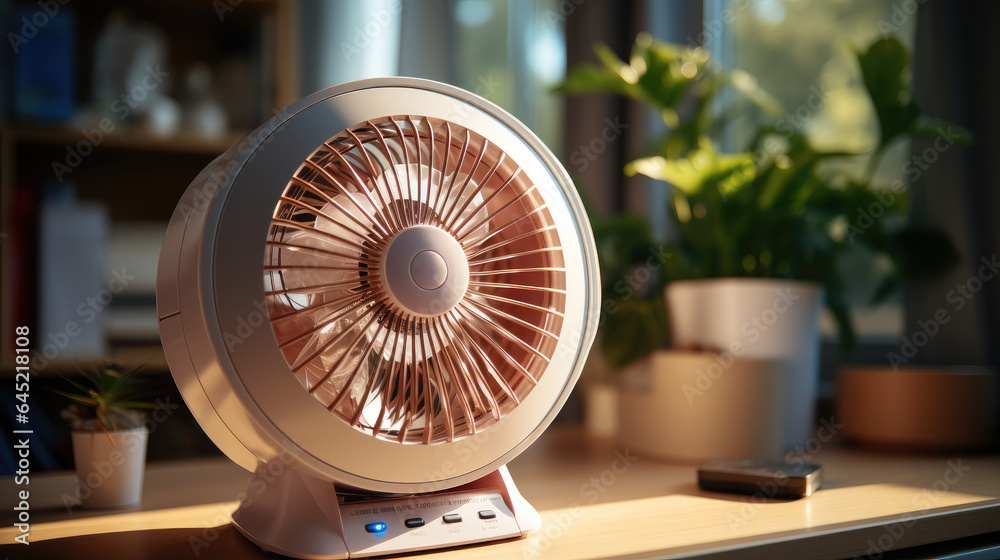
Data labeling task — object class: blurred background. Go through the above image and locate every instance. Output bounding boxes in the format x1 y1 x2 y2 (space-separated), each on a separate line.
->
0 0 997 472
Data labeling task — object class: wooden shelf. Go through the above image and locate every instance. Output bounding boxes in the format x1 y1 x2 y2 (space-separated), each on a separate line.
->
0 0 297 371
0 345 169 377
1 125 248 156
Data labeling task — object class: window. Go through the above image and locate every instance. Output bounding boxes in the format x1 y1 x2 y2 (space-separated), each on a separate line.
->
400 0 566 153
298 1 566 154
708 0 918 339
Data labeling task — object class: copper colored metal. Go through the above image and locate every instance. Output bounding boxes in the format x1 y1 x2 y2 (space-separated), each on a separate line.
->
264 116 567 445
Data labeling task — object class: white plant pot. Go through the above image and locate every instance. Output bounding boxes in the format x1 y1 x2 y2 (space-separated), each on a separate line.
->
71 428 148 508
665 278 822 448
617 351 785 462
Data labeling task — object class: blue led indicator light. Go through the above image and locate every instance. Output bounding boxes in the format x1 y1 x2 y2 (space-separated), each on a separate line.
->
365 522 387 534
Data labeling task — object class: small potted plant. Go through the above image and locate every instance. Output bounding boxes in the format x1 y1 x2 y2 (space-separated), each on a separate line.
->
558 34 967 451
52 363 158 508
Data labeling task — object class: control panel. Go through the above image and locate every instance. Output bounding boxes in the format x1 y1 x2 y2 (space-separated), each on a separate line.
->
340 489 522 557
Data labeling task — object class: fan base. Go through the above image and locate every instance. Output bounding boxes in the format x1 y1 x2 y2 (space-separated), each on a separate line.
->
231 463 540 559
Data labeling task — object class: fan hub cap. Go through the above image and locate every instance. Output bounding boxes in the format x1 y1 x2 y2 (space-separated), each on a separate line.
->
382 225 469 317
410 250 448 290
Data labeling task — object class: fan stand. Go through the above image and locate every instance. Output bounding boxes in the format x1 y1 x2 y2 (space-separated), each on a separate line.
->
231 462 541 559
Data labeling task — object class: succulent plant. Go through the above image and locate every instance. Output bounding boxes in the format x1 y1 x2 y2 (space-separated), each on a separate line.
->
53 363 159 431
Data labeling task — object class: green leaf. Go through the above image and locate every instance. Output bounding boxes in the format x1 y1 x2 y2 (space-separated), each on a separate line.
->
872 274 902 304
555 34 778 149
909 116 973 145
854 36 971 153
626 138 755 195
855 36 919 149
594 43 630 77
728 69 784 118
556 62 634 98
756 154 818 211
48 388 99 406
48 362 159 417
58 370 93 395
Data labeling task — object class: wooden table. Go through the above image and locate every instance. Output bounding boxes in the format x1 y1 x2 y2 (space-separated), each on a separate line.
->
2 426 999 559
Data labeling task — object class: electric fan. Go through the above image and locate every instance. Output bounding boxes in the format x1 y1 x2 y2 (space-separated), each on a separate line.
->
156 77 600 559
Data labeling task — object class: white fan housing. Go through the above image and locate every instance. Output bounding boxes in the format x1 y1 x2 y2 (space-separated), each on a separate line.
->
157 77 600 559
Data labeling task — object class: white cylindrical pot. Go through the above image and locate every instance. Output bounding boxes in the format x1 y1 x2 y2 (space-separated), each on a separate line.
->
665 279 822 448
617 351 785 462
72 428 148 508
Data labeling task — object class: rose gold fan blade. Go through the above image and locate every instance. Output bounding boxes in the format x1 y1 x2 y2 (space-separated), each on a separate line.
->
265 115 566 445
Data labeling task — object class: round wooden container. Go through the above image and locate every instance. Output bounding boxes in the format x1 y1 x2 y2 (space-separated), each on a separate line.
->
837 366 998 452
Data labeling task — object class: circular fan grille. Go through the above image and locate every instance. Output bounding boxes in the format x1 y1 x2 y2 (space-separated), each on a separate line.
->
264 116 567 445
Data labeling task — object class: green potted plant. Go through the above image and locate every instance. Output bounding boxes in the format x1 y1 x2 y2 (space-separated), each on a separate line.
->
52 363 159 508
558 34 967 449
